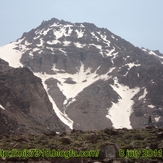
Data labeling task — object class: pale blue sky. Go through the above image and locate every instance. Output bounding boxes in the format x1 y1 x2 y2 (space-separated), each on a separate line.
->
0 0 163 53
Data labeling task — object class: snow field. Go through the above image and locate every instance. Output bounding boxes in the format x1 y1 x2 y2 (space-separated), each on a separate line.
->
34 63 112 129
0 42 23 68
106 77 140 129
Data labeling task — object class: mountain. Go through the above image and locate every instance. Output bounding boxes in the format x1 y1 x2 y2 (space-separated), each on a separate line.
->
0 17 163 132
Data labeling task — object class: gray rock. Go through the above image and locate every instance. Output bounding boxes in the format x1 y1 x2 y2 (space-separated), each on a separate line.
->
99 142 120 159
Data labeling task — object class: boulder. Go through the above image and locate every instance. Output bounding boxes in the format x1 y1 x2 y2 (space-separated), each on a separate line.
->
61 137 71 144
157 131 163 138
99 142 120 159
104 128 118 135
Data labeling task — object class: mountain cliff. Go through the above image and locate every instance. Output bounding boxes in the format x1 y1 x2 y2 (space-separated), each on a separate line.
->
0 58 66 134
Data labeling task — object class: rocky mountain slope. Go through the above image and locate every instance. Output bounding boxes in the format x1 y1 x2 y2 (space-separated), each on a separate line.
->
0 58 66 135
0 17 163 131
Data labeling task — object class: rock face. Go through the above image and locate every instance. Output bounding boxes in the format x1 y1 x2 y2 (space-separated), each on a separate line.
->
0 58 66 134
0 17 163 131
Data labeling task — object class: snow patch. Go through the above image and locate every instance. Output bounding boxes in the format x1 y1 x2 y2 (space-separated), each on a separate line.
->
52 26 73 38
58 48 67 55
148 50 163 60
155 116 160 122
55 62 111 106
67 27 73 35
100 34 110 47
105 48 117 57
111 35 115 39
108 67 116 74
106 77 140 129
50 23 73 28
90 32 100 41
52 64 65 72
75 29 84 38
89 43 102 50
42 28 50 35
110 51 118 63
25 41 31 46
29 52 33 57
151 79 155 84
34 63 112 129
64 24 73 28
0 42 23 68
34 35 41 40
125 62 141 69
50 62 111 107
63 41 71 46
46 47 54 51
35 29 41 35
50 23 60 27
148 104 155 108
123 71 128 76
0 104 5 110
139 88 147 100
142 48 163 59
37 39 43 47
74 42 84 48
33 48 40 52
47 40 60 45
54 28 64 39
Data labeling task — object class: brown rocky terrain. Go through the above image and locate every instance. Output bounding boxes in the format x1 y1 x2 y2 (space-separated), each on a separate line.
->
0 58 66 135
0 127 163 163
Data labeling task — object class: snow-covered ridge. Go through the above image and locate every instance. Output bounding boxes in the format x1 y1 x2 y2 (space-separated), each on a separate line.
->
142 48 163 58
142 48 163 64
0 42 23 68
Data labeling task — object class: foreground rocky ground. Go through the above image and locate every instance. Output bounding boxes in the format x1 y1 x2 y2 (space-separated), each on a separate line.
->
0 127 163 163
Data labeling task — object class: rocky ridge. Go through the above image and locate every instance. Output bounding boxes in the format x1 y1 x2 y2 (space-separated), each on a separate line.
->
0 58 66 134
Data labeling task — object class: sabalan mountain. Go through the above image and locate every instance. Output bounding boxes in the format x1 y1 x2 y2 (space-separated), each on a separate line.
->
0 17 163 134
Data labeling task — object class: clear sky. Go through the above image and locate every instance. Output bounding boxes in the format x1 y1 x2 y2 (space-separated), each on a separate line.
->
0 0 163 53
